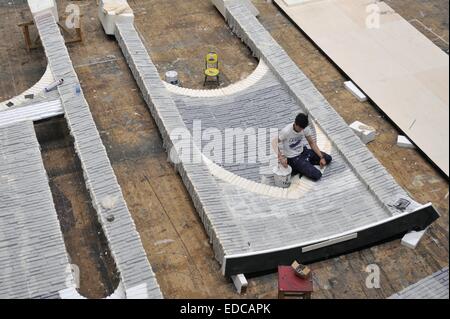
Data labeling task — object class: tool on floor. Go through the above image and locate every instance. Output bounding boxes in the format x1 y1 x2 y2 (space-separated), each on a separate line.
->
45 79 64 92
204 51 220 86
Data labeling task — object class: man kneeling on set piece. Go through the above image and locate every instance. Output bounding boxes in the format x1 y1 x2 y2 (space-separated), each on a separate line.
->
272 113 332 181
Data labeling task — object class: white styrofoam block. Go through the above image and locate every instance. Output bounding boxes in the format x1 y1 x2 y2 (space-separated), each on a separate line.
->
344 81 367 102
401 229 427 249
349 121 376 144
99 0 134 35
397 135 415 149
231 274 248 294
28 0 58 21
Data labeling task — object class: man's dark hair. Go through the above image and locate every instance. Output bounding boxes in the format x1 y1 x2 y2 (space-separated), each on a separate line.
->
295 113 309 129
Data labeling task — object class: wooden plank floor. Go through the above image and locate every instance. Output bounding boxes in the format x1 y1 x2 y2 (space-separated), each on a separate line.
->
0 0 448 299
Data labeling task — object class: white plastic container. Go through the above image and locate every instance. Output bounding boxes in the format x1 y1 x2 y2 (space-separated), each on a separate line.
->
165 71 179 85
272 165 292 188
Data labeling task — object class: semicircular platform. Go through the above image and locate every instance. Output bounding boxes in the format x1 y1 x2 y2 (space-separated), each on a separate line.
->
111 0 439 276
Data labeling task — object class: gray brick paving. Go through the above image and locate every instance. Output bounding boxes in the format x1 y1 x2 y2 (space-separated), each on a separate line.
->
0 121 70 299
389 267 449 299
32 12 161 298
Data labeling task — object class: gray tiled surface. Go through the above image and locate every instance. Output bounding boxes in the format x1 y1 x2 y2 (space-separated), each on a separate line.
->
33 12 161 298
223 0 408 214
0 121 71 299
0 99 63 128
172 70 305 183
114 18 412 265
389 267 449 299
0 89 60 111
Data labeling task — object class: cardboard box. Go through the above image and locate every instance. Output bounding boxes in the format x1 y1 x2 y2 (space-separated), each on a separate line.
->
291 261 311 279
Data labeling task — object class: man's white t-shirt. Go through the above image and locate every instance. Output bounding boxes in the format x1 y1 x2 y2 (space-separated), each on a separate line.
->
278 124 312 158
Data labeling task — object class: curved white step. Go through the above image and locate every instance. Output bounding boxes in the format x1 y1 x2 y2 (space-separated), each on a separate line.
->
0 65 55 111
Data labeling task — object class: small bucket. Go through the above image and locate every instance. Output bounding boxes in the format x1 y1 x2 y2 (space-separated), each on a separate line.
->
165 70 179 86
272 165 292 188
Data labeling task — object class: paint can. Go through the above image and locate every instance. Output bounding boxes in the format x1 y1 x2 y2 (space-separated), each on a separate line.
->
165 70 179 86
272 164 292 188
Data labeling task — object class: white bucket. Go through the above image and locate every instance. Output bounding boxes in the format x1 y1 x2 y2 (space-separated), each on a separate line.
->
165 70 179 85
272 165 292 188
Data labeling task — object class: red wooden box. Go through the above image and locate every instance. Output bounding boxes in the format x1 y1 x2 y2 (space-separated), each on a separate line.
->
278 266 313 299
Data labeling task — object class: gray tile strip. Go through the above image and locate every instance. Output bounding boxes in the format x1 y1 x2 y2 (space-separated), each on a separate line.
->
32 12 162 298
0 121 71 299
389 267 449 299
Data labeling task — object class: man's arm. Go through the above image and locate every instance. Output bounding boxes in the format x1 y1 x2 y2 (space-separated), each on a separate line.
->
306 136 327 168
272 136 288 168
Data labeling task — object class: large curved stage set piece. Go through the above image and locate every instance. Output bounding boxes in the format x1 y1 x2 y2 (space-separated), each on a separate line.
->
0 1 162 299
109 0 439 277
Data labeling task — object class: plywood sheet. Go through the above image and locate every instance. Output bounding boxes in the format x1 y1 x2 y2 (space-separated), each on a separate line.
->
274 0 449 176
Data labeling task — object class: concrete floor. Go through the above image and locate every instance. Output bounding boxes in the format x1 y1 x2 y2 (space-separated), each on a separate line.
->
0 0 448 299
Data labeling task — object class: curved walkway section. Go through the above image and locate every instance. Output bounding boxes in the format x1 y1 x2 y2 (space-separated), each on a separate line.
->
389 267 449 299
0 65 63 128
0 66 55 111
0 121 72 298
31 7 162 298
164 60 268 97
170 62 332 187
113 2 439 276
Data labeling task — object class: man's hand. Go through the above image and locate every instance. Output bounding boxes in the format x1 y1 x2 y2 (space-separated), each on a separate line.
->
319 157 327 168
279 156 289 168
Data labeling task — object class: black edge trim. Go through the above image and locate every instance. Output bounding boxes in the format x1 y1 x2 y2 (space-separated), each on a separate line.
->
224 205 440 276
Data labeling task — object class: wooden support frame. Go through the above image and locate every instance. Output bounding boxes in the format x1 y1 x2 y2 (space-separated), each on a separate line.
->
18 14 84 51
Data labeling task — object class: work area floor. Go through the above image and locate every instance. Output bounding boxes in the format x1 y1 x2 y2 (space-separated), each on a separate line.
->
0 0 448 298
